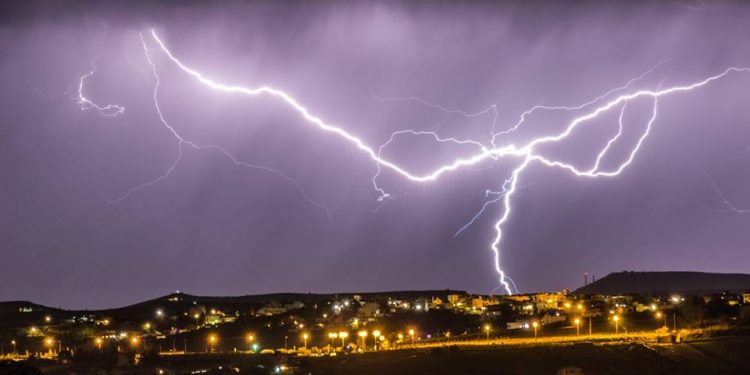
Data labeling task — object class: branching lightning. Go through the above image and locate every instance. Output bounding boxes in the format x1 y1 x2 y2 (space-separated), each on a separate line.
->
79 35 333 221
79 28 750 295
712 181 750 214
77 64 125 117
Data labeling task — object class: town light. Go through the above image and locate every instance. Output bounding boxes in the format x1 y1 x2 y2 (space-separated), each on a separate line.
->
302 333 309 349
483 324 491 340
574 318 581 335
371 330 382 350
358 331 368 351
532 321 539 339
246 334 255 342
208 334 218 352
613 315 620 334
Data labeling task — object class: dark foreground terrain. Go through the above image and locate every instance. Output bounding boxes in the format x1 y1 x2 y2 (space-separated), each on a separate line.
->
301 337 750 375
15 335 749 375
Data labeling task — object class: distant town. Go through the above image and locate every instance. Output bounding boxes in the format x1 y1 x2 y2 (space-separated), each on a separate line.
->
2 271 750 374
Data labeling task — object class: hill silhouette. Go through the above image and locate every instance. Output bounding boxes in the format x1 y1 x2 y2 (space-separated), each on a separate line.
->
574 271 750 295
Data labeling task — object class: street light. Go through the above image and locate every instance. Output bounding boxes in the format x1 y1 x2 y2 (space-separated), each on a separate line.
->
302 333 309 350
130 336 140 352
95 337 104 351
44 337 61 354
10 340 16 355
655 311 667 329
338 331 348 348
532 321 539 339
208 334 218 352
574 318 581 336
44 337 54 353
328 332 338 351
408 329 415 345
613 315 620 334
358 331 368 351
483 324 491 340
372 330 381 350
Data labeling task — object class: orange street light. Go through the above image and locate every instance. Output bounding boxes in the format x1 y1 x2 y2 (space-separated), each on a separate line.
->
208 334 218 352
328 332 338 350
655 311 667 328
574 318 581 335
358 331 368 351
613 315 620 334
44 337 61 353
372 330 382 350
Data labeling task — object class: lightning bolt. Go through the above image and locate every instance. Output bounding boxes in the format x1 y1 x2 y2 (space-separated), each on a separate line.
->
712 181 750 214
372 91 499 144
82 28 750 295
78 35 333 221
77 62 126 117
454 189 509 238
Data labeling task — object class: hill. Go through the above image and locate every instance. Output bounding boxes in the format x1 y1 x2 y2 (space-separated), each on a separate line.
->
574 271 750 295
0 289 467 314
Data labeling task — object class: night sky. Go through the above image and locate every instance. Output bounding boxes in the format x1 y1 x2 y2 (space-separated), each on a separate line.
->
2 1 750 309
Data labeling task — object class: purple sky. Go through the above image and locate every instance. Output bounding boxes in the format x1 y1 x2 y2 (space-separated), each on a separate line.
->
2 1 750 309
